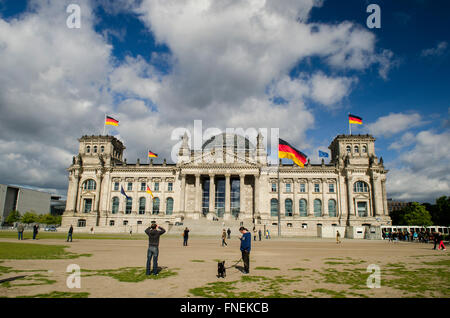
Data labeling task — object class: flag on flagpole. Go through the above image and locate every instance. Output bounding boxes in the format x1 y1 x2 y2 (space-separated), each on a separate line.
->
348 114 363 125
120 186 129 199
148 150 158 158
278 139 308 168
146 185 154 199
318 150 329 158
105 116 119 126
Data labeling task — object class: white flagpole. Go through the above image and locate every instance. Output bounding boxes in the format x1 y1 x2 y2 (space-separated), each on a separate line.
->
102 114 106 136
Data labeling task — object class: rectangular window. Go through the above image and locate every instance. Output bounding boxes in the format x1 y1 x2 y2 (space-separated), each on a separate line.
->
123 220 128 226
114 182 119 191
77 219 86 227
286 183 291 193
271 183 277 192
168 182 173 191
109 220 115 226
140 182 146 191
329 184 335 193
154 182 159 191
300 183 306 193
314 184 320 193
127 182 133 191
83 199 92 213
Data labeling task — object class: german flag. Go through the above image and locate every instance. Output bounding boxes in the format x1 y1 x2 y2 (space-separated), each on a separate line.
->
105 116 119 126
278 139 307 168
349 114 363 125
148 150 158 158
146 185 154 199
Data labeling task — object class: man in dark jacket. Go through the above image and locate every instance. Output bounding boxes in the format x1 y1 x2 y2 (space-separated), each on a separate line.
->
145 223 166 275
32 224 39 240
432 231 439 250
67 225 73 242
239 227 251 274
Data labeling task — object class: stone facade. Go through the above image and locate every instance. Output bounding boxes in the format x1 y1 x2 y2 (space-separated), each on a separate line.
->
61 133 391 236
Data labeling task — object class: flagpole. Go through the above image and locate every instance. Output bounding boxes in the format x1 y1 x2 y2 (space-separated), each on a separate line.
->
103 114 106 136
278 159 281 237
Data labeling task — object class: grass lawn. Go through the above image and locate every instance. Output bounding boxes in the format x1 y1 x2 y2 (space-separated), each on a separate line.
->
0 230 148 240
0 242 91 260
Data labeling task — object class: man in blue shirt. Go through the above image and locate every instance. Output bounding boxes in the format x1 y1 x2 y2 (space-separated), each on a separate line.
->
239 226 251 274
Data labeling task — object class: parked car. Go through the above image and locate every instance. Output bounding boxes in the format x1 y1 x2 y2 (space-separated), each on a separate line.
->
44 226 57 232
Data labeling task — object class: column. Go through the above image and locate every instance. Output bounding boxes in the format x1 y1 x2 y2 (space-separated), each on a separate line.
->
347 176 354 217
180 174 186 214
382 180 388 216
254 174 259 219
371 176 378 217
195 174 201 214
225 174 231 217
132 179 139 214
239 174 245 217
292 180 297 217
308 179 313 216
322 178 327 217
209 174 215 214
95 174 102 212
72 172 80 212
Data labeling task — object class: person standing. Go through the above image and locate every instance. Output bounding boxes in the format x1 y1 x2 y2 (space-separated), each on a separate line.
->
227 228 231 239
239 227 251 274
258 229 262 241
17 223 24 240
221 229 228 247
144 223 166 276
67 225 73 242
267 229 271 239
32 224 38 240
183 227 189 246
433 231 439 250
336 230 341 244
253 228 257 241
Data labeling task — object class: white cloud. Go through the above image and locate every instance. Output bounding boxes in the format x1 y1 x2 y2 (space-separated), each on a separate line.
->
0 0 396 196
366 113 423 137
386 130 450 202
421 41 448 57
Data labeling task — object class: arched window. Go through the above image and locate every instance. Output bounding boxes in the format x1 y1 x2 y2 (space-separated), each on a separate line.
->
112 197 119 214
354 181 369 193
362 145 367 153
314 199 322 217
152 197 160 215
83 179 96 190
125 197 132 214
328 199 337 217
354 145 359 153
139 197 146 215
346 145 351 153
270 199 278 217
93 145 98 153
100 145 105 153
299 199 307 217
285 199 293 217
86 146 91 153
166 198 174 215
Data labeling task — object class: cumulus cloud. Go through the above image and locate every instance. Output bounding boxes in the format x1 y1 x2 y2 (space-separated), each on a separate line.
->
366 113 423 137
0 0 396 197
386 130 450 202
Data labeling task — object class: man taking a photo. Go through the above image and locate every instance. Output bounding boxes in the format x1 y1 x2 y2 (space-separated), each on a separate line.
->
239 227 251 274
145 223 166 276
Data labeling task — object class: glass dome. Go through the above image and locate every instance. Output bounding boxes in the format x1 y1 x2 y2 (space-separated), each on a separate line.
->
202 133 255 152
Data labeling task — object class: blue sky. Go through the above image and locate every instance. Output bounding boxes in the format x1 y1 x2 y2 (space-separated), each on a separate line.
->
0 0 449 203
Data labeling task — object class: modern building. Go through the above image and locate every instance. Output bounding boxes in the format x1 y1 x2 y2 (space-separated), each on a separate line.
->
387 198 411 213
61 133 391 236
0 184 51 224
50 196 67 216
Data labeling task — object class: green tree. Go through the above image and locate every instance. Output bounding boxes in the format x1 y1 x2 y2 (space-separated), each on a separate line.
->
4 210 21 224
400 202 433 226
21 211 39 224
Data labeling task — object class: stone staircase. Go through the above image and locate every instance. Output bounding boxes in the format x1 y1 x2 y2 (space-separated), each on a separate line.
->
166 218 255 236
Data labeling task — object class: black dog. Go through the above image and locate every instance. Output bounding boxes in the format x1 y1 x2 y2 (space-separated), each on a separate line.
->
217 261 226 278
